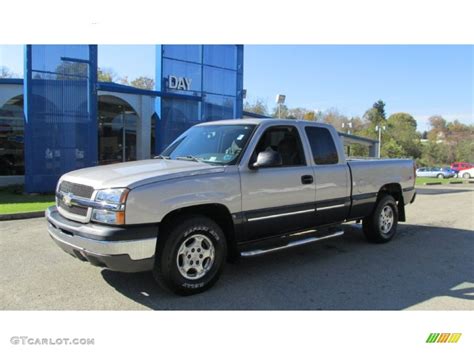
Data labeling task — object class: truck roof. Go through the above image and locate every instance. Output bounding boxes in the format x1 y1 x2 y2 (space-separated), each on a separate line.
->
197 118 333 128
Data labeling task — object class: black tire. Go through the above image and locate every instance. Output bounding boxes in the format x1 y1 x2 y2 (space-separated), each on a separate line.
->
362 194 398 244
436 174 444 179
153 215 227 296
462 172 471 179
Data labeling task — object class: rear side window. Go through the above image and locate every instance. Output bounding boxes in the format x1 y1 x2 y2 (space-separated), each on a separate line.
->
305 127 339 165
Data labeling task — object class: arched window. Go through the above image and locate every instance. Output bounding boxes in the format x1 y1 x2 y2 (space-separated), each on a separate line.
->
0 95 24 175
98 95 138 165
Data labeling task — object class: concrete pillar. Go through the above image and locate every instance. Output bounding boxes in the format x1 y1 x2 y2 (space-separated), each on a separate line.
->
369 142 379 158
135 95 154 160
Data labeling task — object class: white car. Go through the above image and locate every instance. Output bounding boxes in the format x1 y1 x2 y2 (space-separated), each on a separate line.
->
459 167 474 179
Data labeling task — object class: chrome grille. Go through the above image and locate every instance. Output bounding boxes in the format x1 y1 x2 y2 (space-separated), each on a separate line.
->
59 181 94 199
58 199 88 216
58 180 94 217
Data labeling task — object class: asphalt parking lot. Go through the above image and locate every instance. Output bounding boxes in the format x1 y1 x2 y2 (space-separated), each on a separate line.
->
1 185 473 310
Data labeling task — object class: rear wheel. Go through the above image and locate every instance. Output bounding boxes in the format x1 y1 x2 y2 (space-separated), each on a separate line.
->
437 174 444 179
462 172 471 179
153 215 227 296
363 195 398 243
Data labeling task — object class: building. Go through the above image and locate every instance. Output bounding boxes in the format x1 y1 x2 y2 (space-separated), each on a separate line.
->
0 45 244 192
1 45 378 193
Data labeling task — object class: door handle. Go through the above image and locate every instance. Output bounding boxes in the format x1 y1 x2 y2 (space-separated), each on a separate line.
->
301 175 314 184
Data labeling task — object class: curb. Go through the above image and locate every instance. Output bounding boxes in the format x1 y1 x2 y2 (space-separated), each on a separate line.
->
424 182 442 185
0 211 45 221
449 181 463 184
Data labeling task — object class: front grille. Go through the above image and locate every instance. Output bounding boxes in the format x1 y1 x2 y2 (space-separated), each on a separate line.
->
58 199 88 216
59 181 94 199
58 180 94 217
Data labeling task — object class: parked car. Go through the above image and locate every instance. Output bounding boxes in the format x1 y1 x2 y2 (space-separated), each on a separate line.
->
46 119 416 295
458 167 474 179
416 167 456 179
450 162 473 174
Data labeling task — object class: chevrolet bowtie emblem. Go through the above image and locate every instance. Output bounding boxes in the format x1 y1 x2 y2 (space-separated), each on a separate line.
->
62 192 74 207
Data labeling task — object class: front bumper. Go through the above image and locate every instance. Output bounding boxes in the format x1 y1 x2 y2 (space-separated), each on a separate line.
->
46 206 157 272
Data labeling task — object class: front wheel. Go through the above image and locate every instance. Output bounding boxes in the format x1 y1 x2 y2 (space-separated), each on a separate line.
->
363 195 398 243
153 215 227 296
462 172 471 179
437 174 444 179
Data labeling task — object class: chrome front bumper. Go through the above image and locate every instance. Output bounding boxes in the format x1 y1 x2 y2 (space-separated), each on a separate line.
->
46 206 157 272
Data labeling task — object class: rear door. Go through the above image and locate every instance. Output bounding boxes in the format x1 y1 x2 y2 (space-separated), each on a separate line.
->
239 124 316 242
303 125 351 225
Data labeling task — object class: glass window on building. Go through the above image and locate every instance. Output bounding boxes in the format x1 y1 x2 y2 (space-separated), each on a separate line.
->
162 58 202 95
202 94 234 121
203 66 237 96
31 45 90 79
161 98 201 149
162 45 202 63
0 95 24 175
203 45 237 70
98 45 156 89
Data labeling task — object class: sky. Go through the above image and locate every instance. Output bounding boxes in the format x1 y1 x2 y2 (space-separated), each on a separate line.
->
243 45 473 132
1 45 472 132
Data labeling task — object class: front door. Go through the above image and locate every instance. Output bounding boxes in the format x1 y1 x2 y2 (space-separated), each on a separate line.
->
239 125 316 242
98 96 137 165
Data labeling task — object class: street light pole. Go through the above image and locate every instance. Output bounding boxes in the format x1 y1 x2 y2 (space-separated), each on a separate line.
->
276 94 286 119
375 125 386 158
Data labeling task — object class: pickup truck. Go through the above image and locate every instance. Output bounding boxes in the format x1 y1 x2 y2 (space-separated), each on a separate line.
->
46 119 416 295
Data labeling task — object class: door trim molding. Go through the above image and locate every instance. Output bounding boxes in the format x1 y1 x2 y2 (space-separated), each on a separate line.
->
247 208 315 222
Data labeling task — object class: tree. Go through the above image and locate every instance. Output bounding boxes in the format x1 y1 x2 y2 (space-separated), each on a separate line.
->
54 62 87 80
363 100 387 130
427 115 447 141
381 137 405 158
321 108 348 128
0 66 17 78
385 113 422 158
303 111 315 121
98 67 117 82
130 76 155 90
271 104 289 119
244 99 268 116
373 99 386 119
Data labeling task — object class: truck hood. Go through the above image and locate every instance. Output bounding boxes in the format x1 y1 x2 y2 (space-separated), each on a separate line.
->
60 159 225 190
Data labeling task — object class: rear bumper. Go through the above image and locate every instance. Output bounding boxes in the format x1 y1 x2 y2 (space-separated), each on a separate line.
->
46 206 157 272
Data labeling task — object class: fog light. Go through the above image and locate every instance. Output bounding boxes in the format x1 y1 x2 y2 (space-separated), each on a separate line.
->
91 209 125 225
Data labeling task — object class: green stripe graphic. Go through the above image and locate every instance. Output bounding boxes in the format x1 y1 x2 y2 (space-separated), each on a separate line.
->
426 333 440 343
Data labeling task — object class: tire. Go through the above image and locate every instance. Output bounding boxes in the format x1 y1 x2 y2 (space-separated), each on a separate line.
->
153 215 227 296
437 174 444 179
462 172 471 179
362 194 398 244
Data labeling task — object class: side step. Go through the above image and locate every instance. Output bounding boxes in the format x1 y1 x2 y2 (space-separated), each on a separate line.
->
240 230 344 257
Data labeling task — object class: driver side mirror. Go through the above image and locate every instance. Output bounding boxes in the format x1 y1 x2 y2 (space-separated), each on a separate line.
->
250 150 283 169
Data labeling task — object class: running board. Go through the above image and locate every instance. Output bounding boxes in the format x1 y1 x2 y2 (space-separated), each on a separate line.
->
240 230 344 257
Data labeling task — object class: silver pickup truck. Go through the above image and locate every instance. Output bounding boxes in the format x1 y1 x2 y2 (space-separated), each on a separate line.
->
46 119 416 295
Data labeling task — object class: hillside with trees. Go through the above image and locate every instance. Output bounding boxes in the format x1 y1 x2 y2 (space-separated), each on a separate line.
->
244 99 473 166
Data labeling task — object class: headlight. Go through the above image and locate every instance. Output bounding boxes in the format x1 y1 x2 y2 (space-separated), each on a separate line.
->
95 188 128 204
91 188 129 225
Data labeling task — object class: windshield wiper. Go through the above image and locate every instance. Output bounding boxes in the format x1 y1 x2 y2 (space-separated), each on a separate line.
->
175 155 203 162
154 155 170 159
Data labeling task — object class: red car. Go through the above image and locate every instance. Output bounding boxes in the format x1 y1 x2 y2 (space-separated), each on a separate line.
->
450 162 473 173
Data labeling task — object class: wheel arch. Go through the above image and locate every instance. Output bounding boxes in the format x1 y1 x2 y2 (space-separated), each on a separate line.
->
158 203 239 261
377 183 406 222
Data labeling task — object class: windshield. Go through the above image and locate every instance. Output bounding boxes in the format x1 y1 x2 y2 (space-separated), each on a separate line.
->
161 124 256 165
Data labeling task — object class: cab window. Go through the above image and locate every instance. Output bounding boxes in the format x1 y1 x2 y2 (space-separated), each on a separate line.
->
252 126 305 167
